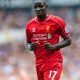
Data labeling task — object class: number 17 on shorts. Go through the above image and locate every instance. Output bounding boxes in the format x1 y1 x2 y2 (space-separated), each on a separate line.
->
48 70 57 80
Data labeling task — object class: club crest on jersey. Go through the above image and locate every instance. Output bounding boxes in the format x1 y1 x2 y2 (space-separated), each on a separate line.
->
32 28 36 32
46 26 50 32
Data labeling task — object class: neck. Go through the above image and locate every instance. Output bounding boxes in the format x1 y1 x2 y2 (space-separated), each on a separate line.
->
37 14 47 21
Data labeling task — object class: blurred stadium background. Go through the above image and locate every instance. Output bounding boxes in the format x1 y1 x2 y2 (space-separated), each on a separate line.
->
0 0 80 80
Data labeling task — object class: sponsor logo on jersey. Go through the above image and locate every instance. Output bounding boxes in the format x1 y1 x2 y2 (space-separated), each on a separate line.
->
33 33 52 41
47 33 52 39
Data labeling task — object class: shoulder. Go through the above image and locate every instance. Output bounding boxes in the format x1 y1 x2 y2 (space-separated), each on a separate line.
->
51 16 65 23
51 15 66 26
27 17 36 25
26 17 36 28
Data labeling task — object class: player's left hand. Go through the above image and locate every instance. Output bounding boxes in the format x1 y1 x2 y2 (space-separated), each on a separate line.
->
44 42 53 50
44 42 58 50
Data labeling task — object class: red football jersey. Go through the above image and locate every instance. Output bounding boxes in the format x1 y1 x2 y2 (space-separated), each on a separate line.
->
26 15 69 66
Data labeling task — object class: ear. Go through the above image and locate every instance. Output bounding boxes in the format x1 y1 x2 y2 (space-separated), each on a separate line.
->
46 4 48 8
44 3 48 8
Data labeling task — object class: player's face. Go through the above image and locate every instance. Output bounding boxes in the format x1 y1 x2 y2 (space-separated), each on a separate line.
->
34 2 47 17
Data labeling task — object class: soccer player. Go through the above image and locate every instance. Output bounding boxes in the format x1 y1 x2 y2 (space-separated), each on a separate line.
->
25 0 71 80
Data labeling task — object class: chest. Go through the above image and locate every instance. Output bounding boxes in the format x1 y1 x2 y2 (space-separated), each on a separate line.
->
30 22 57 34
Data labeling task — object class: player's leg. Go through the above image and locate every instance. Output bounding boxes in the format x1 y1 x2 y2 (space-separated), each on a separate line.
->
36 65 44 80
54 63 62 80
37 74 43 80
43 62 62 80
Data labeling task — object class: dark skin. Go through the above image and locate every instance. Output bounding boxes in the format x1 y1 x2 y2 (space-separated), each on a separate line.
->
28 1 71 51
33 1 47 20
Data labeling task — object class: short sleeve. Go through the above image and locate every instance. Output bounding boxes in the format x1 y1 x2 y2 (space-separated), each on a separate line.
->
56 17 69 39
26 24 32 43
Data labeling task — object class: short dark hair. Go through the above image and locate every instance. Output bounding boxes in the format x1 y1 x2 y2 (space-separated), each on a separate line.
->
33 0 46 4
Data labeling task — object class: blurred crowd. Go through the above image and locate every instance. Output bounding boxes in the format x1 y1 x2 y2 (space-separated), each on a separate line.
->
0 6 80 80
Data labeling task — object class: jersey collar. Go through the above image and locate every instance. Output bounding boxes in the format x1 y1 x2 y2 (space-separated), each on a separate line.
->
35 15 52 23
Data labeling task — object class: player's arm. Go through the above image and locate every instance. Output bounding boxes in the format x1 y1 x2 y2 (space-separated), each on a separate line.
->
53 36 71 49
44 17 71 50
44 36 71 50
26 24 37 51
26 42 37 51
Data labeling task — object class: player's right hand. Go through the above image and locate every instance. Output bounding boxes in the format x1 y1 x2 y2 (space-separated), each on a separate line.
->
30 43 37 51
44 42 53 50
27 42 38 51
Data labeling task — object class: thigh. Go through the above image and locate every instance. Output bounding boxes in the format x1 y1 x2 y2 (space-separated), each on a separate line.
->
43 62 62 80
36 65 44 80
